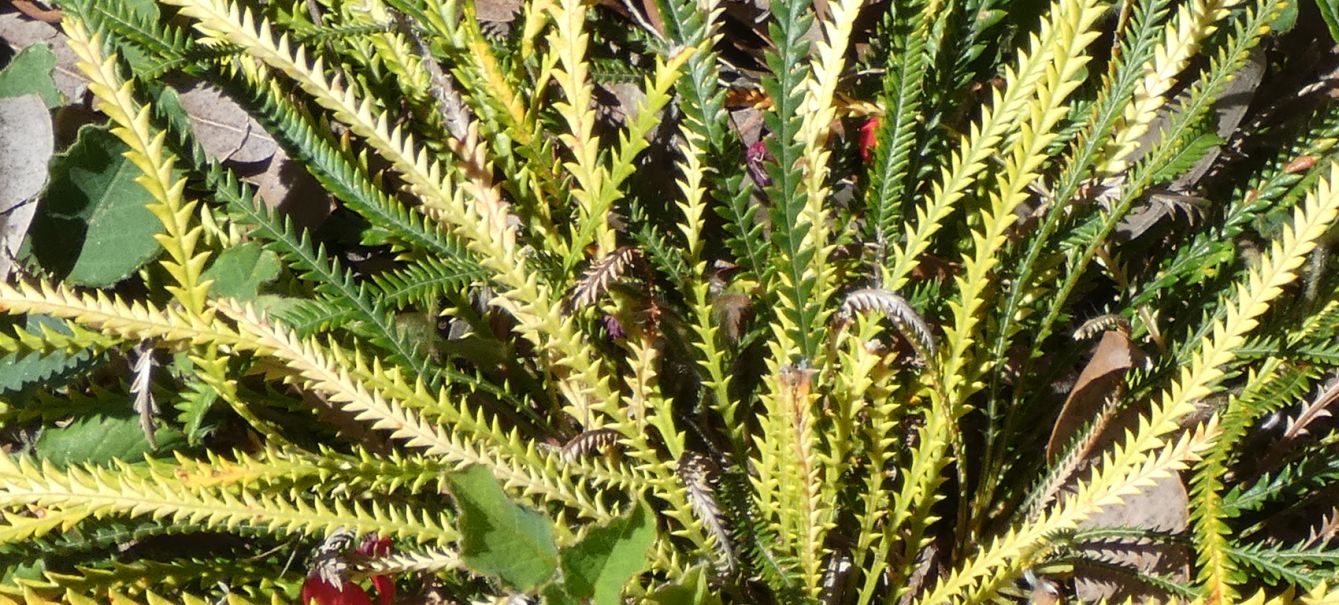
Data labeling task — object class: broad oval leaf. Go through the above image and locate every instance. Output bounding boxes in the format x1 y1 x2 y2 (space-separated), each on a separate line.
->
447 464 558 591
201 242 281 300
29 125 163 287
558 499 656 605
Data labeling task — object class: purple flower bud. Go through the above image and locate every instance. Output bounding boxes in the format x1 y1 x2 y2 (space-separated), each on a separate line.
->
603 315 626 340
746 139 772 188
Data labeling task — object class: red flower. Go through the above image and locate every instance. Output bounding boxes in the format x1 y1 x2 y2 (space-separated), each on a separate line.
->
301 575 373 605
356 537 395 605
369 576 394 605
301 535 396 605
859 117 880 163
357 536 392 557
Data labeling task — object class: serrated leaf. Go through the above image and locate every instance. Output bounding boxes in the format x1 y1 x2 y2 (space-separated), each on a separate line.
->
0 315 99 397
174 377 218 446
0 558 44 585
29 125 163 287
557 500 656 605
201 242 281 300
0 44 60 108
1149 131 1224 185
34 409 182 466
73 0 163 69
447 464 558 591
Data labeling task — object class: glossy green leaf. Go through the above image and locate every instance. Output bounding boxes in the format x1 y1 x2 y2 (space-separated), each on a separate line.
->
541 585 580 605
1270 0 1298 33
29 125 163 287
1317 0 1339 43
646 566 720 605
447 464 558 591
557 500 656 605
201 242 281 300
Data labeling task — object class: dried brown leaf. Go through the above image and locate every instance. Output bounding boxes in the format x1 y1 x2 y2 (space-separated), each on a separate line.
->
1072 475 1192 602
247 146 330 232
0 94 52 278
177 82 277 165
1282 376 1339 442
1046 330 1145 460
476 0 523 25
559 428 622 460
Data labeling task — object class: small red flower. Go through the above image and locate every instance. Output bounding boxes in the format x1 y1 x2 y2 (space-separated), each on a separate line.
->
369 576 394 605
301 534 395 605
356 536 395 605
356 536 392 557
301 575 374 605
859 117 881 164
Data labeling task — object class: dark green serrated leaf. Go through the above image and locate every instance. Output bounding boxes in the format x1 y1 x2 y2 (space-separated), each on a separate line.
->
29 125 163 287
173 373 219 446
0 315 101 397
0 558 44 585
62 0 167 70
0 44 60 108
1149 131 1225 185
34 410 183 466
447 465 558 591
201 242 281 300
557 500 655 605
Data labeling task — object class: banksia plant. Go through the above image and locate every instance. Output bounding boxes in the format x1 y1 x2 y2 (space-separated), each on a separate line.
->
7 0 1339 602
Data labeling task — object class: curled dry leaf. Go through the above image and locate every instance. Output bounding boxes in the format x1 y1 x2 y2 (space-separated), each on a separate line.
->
1261 373 1339 467
0 94 53 278
676 452 735 571
1046 330 1145 460
570 247 641 311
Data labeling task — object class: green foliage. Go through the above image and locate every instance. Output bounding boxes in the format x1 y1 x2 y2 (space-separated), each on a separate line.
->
29 126 163 287
550 500 656 604
447 464 559 591
5 0 1339 603
1316 0 1339 43
198 243 281 301
0 45 61 107
33 411 182 466
0 315 102 398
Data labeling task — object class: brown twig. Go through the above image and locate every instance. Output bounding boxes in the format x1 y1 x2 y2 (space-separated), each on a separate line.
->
10 0 62 23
